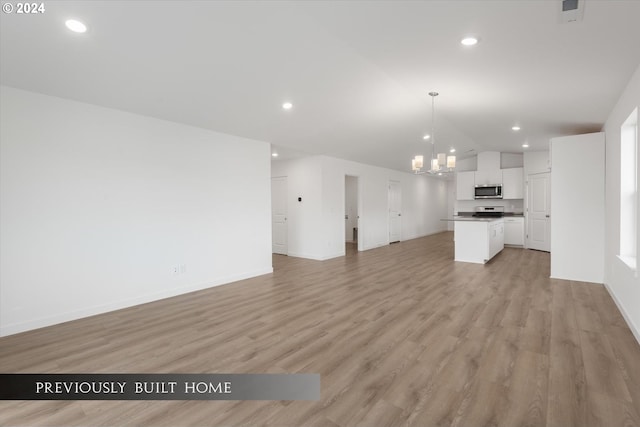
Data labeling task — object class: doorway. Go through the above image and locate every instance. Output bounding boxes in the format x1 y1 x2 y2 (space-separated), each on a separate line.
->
345 175 359 252
527 172 550 252
388 180 402 243
271 176 288 255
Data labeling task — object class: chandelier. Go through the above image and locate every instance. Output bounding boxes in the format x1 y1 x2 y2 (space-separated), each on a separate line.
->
412 92 456 174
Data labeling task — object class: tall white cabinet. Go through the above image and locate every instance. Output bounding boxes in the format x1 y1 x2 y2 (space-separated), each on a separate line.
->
550 133 605 284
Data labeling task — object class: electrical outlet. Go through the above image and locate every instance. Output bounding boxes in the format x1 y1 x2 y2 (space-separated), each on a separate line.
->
171 265 179 275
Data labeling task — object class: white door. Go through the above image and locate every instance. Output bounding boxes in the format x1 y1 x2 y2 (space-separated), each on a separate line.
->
528 172 550 252
271 176 288 255
388 180 402 243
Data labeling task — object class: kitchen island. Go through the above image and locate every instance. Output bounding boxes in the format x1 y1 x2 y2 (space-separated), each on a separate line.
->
450 217 504 264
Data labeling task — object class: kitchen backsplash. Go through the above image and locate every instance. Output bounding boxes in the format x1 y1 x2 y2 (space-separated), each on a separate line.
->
455 199 524 214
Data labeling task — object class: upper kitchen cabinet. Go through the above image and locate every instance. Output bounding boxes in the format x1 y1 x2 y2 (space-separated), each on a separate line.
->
475 151 503 186
456 171 475 200
502 167 524 199
475 169 503 186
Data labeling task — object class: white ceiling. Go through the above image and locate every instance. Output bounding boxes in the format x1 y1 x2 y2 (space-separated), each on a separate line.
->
2 1 639 171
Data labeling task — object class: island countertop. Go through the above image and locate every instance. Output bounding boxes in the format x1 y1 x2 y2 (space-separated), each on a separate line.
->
440 216 504 223
452 217 505 264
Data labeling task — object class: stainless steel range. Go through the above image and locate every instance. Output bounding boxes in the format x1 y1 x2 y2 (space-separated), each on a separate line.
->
472 206 504 218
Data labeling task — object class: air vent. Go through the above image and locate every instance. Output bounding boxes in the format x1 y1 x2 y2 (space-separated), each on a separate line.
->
562 0 579 11
560 0 585 23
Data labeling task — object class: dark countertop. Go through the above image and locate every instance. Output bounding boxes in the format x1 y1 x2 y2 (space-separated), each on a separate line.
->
441 216 504 223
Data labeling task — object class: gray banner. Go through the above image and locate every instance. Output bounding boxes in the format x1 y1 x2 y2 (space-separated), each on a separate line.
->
0 373 320 401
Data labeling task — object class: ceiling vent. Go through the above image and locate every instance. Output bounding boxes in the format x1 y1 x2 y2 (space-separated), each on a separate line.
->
560 0 585 23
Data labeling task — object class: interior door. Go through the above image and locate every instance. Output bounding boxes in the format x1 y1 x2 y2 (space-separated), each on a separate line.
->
528 172 550 251
388 180 402 243
271 176 288 255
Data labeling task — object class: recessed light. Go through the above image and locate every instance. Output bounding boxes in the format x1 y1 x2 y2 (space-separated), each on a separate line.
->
522 143 529 148
460 36 478 46
65 19 87 33
438 173 443 176
512 125 521 131
423 134 431 140
272 153 279 157
450 148 456 153
282 102 293 110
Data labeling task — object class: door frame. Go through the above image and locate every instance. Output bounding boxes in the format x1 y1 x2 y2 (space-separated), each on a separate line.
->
341 173 364 252
344 174 361 251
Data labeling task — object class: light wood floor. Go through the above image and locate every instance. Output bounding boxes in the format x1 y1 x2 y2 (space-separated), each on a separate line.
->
1 232 639 427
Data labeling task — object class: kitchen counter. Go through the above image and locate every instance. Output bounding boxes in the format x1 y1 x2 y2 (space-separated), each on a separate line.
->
456 211 523 217
452 217 504 264
441 216 504 222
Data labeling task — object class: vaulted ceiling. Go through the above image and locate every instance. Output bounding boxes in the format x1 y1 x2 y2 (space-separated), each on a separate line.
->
2 1 639 171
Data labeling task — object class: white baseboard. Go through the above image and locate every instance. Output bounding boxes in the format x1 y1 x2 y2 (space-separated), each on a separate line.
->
289 230 450 259
549 275 604 285
288 251 346 261
0 267 273 337
401 229 450 242
603 281 640 345
321 251 346 260
287 252 324 260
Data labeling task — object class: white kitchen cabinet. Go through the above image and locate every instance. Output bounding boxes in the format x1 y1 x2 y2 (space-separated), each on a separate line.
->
454 218 504 264
504 217 524 246
456 171 475 200
502 167 524 199
475 169 502 186
489 220 504 259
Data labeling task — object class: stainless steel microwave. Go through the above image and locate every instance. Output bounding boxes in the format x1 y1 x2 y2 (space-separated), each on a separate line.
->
474 185 502 199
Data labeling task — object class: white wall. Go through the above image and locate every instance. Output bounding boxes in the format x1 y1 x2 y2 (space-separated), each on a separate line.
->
0 86 273 336
447 180 455 231
550 132 605 284
455 156 477 172
604 63 640 343
501 153 524 169
272 155 448 260
477 151 501 170
322 156 449 256
524 151 551 177
271 156 324 259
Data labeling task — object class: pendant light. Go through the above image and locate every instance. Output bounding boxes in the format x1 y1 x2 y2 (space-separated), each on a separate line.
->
412 91 456 174
428 92 440 172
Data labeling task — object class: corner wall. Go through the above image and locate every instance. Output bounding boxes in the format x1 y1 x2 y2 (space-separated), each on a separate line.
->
271 156 325 259
0 86 273 336
604 64 640 343
550 132 605 283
